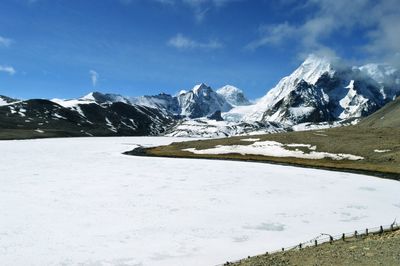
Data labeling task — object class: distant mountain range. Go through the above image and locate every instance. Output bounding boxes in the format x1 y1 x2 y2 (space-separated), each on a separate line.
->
1 54 399 138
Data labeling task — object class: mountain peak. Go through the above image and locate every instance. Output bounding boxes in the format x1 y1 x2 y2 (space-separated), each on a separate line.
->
297 54 336 85
81 91 103 101
81 91 131 104
217 85 243 94
217 85 250 106
302 54 332 66
192 83 211 94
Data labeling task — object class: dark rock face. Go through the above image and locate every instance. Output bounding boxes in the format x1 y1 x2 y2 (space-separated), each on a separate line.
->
207 110 224 121
262 80 333 124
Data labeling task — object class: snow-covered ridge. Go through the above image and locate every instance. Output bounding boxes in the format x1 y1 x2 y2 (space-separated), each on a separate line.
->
0 95 19 106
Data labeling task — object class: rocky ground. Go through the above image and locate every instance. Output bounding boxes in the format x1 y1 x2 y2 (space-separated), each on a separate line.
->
231 229 400 266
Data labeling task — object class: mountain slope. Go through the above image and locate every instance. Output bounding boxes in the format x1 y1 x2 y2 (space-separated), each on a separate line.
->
358 96 400 128
0 98 174 138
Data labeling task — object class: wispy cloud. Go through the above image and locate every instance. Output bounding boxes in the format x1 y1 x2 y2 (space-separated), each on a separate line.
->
123 0 241 22
246 0 400 62
168 33 222 50
89 70 99 87
0 36 13 47
0 65 16 75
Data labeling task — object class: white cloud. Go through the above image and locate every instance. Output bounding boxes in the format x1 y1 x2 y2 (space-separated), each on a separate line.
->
0 36 13 47
168 33 222 50
0 65 16 75
246 0 400 62
89 70 99 87
246 22 297 50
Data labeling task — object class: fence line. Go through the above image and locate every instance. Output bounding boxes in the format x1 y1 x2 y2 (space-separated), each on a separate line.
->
220 221 399 266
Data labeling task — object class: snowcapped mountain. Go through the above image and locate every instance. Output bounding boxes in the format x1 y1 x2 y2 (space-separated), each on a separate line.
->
216 85 251 106
177 83 232 118
231 55 400 125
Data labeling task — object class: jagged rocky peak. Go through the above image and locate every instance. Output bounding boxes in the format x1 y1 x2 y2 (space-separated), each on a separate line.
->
191 83 213 95
217 85 250 106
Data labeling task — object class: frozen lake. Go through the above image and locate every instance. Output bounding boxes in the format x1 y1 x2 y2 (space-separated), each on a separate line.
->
0 137 399 266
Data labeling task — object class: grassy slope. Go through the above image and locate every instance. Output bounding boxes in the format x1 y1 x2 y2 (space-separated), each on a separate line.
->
358 96 400 128
131 126 400 179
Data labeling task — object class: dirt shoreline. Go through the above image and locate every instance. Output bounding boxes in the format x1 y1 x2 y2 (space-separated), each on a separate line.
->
124 146 400 181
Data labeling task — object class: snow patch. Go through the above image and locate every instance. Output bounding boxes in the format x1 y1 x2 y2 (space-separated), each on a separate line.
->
105 118 117 132
374 149 391 153
241 138 260 142
184 141 364 160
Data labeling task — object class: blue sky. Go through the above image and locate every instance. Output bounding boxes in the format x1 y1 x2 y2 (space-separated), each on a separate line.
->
0 0 399 100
